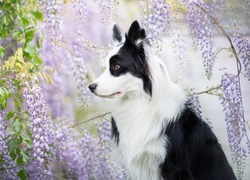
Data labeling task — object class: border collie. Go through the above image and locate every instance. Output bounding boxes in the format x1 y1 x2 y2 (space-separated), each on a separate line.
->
88 21 236 180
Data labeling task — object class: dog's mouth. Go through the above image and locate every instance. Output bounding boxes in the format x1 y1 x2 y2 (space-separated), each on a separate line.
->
95 92 122 98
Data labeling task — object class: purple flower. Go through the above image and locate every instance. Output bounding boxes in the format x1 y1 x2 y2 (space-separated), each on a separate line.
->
140 0 170 51
172 30 188 79
68 55 90 113
72 0 87 28
234 32 250 79
188 88 202 119
92 119 125 179
22 82 52 179
220 74 248 178
184 0 215 79
99 0 113 25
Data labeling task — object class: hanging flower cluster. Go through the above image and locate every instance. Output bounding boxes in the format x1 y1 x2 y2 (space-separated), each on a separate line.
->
140 0 170 51
172 30 188 79
22 82 52 179
220 74 249 178
184 0 215 79
234 32 250 79
49 118 125 179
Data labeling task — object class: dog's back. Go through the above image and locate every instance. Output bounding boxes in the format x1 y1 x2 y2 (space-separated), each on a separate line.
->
161 106 236 180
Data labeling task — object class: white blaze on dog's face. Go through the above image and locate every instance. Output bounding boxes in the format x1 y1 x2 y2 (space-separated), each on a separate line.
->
88 21 152 99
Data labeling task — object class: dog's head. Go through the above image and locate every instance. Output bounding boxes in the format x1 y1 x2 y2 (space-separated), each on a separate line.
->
88 21 152 99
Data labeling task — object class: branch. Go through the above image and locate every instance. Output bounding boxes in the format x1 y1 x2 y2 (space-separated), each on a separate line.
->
67 112 111 129
196 85 222 95
196 4 242 77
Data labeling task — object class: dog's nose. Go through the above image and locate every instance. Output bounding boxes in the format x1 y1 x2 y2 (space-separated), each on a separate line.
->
88 83 97 93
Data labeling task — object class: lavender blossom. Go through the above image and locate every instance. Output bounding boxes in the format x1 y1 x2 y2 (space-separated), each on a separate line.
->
187 88 202 118
220 74 248 179
79 130 95 179
0 112 19 180
98 0 113 25
51 119 91 179
91 120 112 178
184 0 215 79
68 54 90 113
72 0 87 29
188 88 213 128
92 119 125 179
234 32 250 79
22 82 52 179
40 0 63 53
172 30 188 79
140 0 170 51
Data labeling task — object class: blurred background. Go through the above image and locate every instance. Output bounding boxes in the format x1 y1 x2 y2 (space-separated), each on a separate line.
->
1 0 249 179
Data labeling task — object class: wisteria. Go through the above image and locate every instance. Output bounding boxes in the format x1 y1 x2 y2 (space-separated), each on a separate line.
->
172 30 188 79
220 74 249 178
22 82 52 179
0 0 250 179
140 0 170 51
184 0 215 79
234 32 250 79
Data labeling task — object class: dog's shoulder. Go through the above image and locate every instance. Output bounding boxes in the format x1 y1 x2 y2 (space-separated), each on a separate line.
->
161 106 236 180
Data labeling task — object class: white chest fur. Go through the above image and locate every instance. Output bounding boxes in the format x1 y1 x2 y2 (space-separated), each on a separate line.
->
112 97 168 180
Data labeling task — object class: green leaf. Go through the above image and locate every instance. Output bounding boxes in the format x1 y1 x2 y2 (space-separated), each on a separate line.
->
1 28 8 38
0 87 11 110
12 29 23 38
25 28 34 43
23 43 36 58
10 151 17 161
3 2 11 9
0 155 4 165
20 150 29 164
26 129 32 137
35 54 42 65
0 45 5 58
7 139 17 153
12 117 23 133
7 139 17 160
20 133 32 148
16 147 29 165
6 111 15 120
21 17 30 27
17 169 26 180
32 11 43 21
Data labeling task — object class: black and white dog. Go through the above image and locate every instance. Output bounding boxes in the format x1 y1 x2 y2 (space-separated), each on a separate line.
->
89 21 236 180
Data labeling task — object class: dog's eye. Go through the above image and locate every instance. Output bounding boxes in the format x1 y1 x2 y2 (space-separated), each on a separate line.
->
112 64 120 71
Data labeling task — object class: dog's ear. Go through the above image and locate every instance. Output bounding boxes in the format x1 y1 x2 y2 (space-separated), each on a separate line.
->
127 20 146 47
113 23 123 43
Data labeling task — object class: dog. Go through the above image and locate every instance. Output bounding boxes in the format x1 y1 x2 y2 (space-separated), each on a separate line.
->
88 20 236 180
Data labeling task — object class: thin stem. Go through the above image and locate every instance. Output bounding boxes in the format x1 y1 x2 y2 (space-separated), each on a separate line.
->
67 112 111 129
196 4 242 77
196 85 222 95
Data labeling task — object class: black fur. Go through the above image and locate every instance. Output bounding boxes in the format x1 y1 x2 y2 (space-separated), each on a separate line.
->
111 116 119 145
111 20 152 96
160 106 236 180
